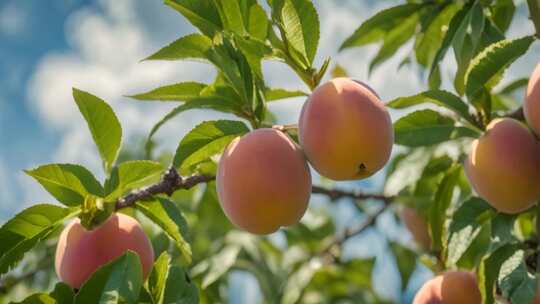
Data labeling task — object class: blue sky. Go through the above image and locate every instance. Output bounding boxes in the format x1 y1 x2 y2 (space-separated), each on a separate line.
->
1 0 540 303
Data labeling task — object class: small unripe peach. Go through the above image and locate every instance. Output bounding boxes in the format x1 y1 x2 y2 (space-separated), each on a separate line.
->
525 63 540 135
413 271 481 304
465 118 540 214
400 207 431 249
217 128 312 234
299 78 393 180
55 213 154 289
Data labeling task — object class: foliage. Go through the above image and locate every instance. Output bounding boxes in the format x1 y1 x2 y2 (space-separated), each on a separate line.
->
2 0 540 303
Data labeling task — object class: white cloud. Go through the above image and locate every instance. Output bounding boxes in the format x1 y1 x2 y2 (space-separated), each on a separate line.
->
0 2 27 37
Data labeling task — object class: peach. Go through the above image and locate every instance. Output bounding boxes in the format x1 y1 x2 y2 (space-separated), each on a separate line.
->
400 207 431 249
217 128 311 234
55 213 154 289
464 118 540 214
299 78 393 180
413 271 481 304
525 62 540 135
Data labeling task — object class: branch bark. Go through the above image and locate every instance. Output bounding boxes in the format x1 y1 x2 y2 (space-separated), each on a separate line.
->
502 107 525 121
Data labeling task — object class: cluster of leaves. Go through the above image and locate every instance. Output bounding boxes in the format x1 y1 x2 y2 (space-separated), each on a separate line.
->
2 0 540 303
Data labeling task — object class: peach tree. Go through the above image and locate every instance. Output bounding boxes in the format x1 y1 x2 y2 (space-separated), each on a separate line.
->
2 0 540 303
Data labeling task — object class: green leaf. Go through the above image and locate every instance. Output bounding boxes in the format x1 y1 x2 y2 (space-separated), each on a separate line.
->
148 252 199 304
490 214 518 253
389 242 416 291
369 12 419 72
215 0 246 34
340 4 422 50
11 294 55 304
247 4 269 40
387 90 474 124
50 282 75 304
0 204 78 275
415 3 461 66
73 88 122 173
429 2 473 79
75 251 143 304
282 259 320 304
477 244 519 304
498 249 537 304
490 0 516 33
164 0 222 37
145 34 213 62
465 36 535 98
394 109 478 147
280 0 320 65
429 165 461 252
173 120 249 171
498 78 529 95
105 160 164 199
136 198 192 264
265 88 308 101
25 164 104 206
201 245 241 288
129 82 207 101
446 197 493 266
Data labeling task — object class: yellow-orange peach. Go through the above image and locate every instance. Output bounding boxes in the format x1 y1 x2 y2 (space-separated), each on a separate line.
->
465 118 540 214
299 78 393 180
413 271 481 304
217 128 311 234
55 213 154 289
400 207 431 249
525 62 540 135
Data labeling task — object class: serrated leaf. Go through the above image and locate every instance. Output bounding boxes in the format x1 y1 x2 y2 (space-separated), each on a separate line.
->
340 4 422 50
129 82 207 101
173 120 249 171
75 251 143 304
429 165 461 252
429 2 473 78
265 88 307 101
394 109 478 147
280 0 320 65
73 88 122 173
387 90 474 124
248 4 269 40
25 164 104 206
145 33 212 61
415 3 461 66
148 252 199 304
202 245 241 288
136 198 192 264
164 0 222 37
446 197 493 266
477 244 519 304
498 249 537 304
465 36 535 98
105 160 164 199
0 204 78 275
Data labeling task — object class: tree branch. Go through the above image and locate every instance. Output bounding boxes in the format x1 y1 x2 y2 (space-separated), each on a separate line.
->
115 168 215 210
311 185 394 202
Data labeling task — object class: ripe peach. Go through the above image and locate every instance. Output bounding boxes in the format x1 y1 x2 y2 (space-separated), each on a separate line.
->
464 118 540 214
400 207 431 249
299 78 393 180
413 271 481 304
217 128 311 234
55 213 154 289
525 62 540 135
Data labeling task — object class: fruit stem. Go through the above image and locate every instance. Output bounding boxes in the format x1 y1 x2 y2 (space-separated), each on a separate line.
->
527 0 540 39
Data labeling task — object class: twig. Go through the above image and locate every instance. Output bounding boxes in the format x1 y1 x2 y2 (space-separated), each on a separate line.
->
311 185 394 202
320 203 392 262
115 168 215 210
